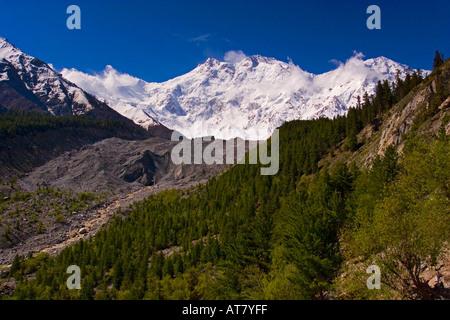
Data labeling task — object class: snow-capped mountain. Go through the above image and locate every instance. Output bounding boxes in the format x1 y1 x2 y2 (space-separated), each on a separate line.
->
0 36 94 115
62 52 425 140
0 36 159 126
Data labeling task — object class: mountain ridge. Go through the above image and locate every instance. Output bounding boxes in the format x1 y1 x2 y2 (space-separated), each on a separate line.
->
0 36 169 135
62 53 429 140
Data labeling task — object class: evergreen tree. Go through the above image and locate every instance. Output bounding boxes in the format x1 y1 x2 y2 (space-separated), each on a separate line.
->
438 122 448 142
347 130 358 152
433 50 444 70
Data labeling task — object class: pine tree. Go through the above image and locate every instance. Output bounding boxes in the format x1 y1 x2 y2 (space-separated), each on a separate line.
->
347 130 357 151
113 260 124 289
346 108 358 151
438 123 448 141
381 145 399 184
433 50 444 70
10 254 23 276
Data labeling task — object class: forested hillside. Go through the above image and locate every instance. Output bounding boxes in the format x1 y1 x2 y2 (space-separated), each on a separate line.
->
1 58 449 300
0 111 145 139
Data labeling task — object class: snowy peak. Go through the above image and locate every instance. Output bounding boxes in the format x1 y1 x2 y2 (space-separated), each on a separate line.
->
0 36 166 132
0 37 96 115
0 36 14 56
0 36 174 137
62 53 429 140
0 36 19 59
365 56 408 74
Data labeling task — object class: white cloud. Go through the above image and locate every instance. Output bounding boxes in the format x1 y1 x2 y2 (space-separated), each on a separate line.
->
61 65 142 101
188 34 210 42
329 59 342 66
313 52 379 92
224 50 247 64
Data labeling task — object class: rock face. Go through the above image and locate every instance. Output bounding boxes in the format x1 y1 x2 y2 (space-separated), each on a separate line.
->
0 277 16 297
422 252 450 293
378 67 450 157
378 87 431 155
120 150 163 186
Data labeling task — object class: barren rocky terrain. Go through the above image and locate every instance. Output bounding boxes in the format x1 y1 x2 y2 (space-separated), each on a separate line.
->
0 136 237 266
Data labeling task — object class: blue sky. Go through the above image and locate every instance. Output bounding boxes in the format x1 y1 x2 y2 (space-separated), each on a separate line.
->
0 0 448 82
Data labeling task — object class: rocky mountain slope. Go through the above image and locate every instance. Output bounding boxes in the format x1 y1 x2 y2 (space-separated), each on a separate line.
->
320 59 450 170
0 36 167 131
0 36 173 181
62 53 427 140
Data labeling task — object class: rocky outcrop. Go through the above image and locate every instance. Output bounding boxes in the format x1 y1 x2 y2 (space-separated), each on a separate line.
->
0 277 16 297
322 60 450 172
378 75 450 156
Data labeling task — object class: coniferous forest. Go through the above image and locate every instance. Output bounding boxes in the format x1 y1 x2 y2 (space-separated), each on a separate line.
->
1 56 450 301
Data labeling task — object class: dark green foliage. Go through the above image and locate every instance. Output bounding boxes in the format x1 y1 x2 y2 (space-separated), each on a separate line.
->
0 110 136 139
277 164 355 299
434 50 444 70
371 145 400 187
438 115 449 142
